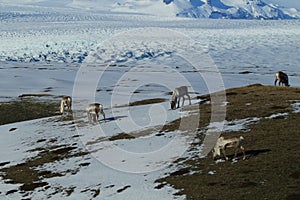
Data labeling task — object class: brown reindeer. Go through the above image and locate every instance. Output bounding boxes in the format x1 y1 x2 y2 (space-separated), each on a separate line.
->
274 71 290 87
212 136 246 161
87 103 106 123
60 96 72 114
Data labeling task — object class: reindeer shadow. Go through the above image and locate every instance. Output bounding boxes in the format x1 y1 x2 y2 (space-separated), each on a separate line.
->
226 149 271 160
245 149 271 159
99 115 127 123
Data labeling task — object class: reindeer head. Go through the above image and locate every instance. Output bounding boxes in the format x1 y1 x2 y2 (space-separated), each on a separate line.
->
170 96 177 110
211 136 224 159
170 100 176 110
211 146 221 160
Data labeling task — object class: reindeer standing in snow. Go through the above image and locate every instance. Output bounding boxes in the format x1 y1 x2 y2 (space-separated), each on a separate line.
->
274 71 290 87
87 103 106 123
60 96 72 114
170 86 191 110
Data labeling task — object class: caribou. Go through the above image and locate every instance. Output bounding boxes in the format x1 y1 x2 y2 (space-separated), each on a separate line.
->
87 103 106 123
212 136 246 161
170 86 191 110
60 96 72 114
274 71 290 87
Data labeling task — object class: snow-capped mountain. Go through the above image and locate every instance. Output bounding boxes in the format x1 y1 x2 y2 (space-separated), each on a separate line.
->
0 0 299 19
109 0 300 19
174 0 300 19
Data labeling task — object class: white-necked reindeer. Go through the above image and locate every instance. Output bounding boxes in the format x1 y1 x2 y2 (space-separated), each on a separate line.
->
170 86 191 110
274 71 290 87
60 96 72 114
212 136 246 161
87 103 106 123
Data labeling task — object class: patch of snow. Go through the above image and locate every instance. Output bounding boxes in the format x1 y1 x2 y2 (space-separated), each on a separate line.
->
215 159 225 163
291 101 300 113
265 112 288 119
221 101 229 106
0 115 187 199
208 170 216 175
207 117 260 133
231 158 238 164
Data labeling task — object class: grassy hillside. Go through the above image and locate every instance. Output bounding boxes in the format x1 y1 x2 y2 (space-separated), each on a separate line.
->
0 84 299 199
157 84 300 200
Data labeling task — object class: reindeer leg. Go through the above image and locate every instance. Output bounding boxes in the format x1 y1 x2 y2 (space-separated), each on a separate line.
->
90 112 96 123
211 149 215 160
96 112 99 122
60 100 65 114
182 96 185 107
234 147 238 160
101 111 106 123
240 146 246 160
87 112 92 123
177 98 180 108
91 113 95 123
69 99 72 111
221 148 228 160
92 113 97 123
187 94 191 105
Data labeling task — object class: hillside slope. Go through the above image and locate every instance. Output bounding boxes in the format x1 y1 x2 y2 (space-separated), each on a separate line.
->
157 84 300 199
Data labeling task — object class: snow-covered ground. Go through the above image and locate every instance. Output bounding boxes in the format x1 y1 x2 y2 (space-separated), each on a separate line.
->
0 112 189 199
1 13 300 101
1 2 300 199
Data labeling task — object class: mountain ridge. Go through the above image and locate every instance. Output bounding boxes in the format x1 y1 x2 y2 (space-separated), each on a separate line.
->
0 0 299 19
163 0 300 19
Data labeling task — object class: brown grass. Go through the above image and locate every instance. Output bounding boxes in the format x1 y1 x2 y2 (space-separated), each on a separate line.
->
0 98 60 125
1 84 300 199
0 145 88 193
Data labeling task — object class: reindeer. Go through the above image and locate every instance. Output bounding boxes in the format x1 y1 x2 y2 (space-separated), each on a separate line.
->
87 103 106 123
60 96 72 114
274 71 290 87
212 136 246 161
170 86 191 109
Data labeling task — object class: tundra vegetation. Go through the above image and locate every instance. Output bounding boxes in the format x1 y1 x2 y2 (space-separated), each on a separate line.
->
0 84 299 199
